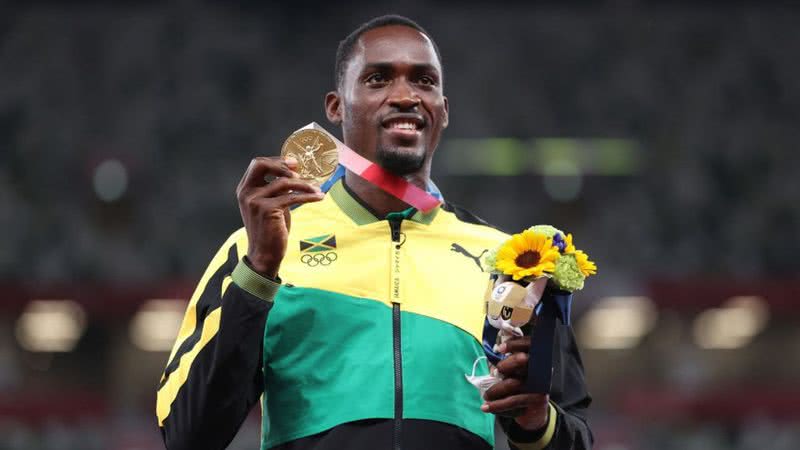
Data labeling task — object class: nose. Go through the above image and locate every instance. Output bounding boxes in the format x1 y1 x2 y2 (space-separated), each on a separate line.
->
388 79 420 110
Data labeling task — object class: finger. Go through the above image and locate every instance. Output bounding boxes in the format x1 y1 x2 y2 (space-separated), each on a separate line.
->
483 377 524 402
270 191 325 209
239 157 297 190
263 172 298 184
239 157 286 186
263 177 320 196
264 157 301 183
247 177 321 200
481 393 547 414
496 336 531 354
492 407 527 418
283 156 299 169
495 352 528 378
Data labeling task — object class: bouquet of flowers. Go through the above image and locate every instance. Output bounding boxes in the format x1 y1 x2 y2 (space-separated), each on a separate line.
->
467 225 596 396
484 225 596 332
486 224 596 290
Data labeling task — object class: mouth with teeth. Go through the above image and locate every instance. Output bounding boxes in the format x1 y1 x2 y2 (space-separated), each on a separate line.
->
381 116 425 139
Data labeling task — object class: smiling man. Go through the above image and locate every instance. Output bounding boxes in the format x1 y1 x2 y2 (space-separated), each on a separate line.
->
326 20 448 207
156 15 592 450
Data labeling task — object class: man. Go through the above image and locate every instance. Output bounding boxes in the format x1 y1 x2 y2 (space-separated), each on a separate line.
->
156 15 592 450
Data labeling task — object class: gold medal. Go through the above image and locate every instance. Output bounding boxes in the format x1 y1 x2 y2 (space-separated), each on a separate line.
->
280 128 338 187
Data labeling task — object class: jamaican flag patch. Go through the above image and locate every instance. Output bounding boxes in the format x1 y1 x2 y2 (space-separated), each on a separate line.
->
299 234 337 253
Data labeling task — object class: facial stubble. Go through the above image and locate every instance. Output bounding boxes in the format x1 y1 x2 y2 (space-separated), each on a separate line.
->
376 144 426 176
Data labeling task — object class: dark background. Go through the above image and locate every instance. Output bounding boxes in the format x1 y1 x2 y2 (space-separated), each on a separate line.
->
0 1 798 449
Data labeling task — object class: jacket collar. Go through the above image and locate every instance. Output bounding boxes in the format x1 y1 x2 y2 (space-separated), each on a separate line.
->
328 179 439 225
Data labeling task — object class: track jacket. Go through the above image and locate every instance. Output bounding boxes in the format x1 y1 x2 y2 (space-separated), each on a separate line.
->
156 179 593 449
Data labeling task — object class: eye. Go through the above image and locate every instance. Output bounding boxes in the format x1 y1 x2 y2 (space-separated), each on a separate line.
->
418 75 437 86
365 72 388 85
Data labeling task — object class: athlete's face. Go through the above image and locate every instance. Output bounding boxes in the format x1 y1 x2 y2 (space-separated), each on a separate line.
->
326 25 449 176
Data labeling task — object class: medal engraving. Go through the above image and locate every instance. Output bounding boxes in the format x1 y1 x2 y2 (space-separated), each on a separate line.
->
280 129 338 186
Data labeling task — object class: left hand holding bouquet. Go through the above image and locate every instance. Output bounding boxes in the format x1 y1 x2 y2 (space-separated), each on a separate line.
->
467 225 596 427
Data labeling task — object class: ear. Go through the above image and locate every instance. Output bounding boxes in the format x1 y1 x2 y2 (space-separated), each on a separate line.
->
325 91 342 125
442 96 449 129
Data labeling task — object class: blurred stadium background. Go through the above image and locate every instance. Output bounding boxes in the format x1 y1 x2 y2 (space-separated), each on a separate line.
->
1 1 798 449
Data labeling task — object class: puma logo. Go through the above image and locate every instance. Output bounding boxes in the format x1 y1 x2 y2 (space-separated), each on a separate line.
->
450 243 488 272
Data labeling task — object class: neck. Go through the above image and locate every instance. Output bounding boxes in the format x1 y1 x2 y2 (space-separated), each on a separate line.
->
343 169 429 218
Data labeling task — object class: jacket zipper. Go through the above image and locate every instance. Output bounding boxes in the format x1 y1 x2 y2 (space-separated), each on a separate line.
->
388 216 404 450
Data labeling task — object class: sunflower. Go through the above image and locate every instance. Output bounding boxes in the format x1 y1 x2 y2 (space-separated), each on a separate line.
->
561 233 596 276
495 230 560 281
574 250 597 276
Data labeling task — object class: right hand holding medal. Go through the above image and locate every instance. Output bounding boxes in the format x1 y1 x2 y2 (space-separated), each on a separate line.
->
236 156 324 278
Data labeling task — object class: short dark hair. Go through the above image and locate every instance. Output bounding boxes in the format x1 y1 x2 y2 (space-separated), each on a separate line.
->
334 14 442 89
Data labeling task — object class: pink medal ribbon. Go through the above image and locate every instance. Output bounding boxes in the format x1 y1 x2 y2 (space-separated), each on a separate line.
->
302 123 442 213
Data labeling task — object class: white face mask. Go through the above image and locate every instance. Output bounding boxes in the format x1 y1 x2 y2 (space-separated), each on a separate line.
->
464 356 503 399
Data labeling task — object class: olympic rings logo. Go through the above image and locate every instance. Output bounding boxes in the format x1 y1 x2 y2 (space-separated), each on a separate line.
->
300 252 338 267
